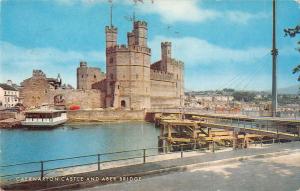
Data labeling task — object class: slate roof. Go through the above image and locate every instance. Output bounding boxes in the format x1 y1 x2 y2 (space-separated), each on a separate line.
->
0 83 17 91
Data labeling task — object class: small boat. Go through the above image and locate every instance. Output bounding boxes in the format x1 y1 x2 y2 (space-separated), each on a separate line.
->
21 110 67 128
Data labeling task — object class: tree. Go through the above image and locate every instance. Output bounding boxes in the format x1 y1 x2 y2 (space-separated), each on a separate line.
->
284 25 300 81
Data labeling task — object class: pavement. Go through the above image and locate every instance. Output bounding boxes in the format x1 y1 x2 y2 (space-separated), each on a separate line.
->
1 142 300 191
86 151 300 191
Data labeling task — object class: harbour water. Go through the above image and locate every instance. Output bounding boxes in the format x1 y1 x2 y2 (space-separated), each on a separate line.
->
0 121 160 177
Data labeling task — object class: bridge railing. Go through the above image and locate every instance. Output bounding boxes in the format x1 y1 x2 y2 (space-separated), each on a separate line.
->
1 137 298 184
148 107 300 119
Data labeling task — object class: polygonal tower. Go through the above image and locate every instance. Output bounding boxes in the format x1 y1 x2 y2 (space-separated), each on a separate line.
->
105 21 151 109
161 42 172 72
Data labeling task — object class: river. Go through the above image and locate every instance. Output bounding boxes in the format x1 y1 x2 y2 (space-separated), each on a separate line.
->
0 121 160 178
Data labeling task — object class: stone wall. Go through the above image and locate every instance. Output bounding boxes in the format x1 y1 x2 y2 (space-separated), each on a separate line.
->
67 109 145 122
0 111 15 120
77 62 105 90
20 74 54 108
20 71 105 109
52 89 105 109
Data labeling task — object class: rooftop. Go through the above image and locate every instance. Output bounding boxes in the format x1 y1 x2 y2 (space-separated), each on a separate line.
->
0 83 17 91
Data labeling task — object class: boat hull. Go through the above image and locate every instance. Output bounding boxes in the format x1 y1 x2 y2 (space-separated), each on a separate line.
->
21 119 67 128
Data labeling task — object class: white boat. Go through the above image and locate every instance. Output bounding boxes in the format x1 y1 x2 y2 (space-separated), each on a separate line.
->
21 110 67 128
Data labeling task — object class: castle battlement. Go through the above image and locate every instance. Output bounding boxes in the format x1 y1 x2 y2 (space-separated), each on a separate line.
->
161 42 171 47
33 70 46 78
171 58 184 68
106 44 151 54
134 21 147 28
105 26 118 33
150 69 174 82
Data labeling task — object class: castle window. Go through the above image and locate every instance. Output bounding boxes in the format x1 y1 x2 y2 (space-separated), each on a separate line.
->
110 74 113 80
136 74 139 79
118 85 120 89
82 75 84 78
45 89 47 94
177 74 178 80
110 57 113 63
123 75 125 78
94 74 96 79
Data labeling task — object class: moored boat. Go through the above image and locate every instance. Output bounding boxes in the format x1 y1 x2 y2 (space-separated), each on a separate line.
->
21 110 67 128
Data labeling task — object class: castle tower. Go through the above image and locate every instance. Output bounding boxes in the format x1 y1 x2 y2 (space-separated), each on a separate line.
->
161 42 172 72
133 21 148 47
77 61 105 90
105 26 117 48
105 20 151 109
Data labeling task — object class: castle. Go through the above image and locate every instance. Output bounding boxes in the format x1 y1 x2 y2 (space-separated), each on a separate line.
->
20 20 184 110
78 20 184 109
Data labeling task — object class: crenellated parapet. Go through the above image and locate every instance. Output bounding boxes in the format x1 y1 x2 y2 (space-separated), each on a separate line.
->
106 44 151 55
171 58 184 69
105 26 118 33
150 69 175 82
32 70 46 78
134 21 147 29
161 41 171 47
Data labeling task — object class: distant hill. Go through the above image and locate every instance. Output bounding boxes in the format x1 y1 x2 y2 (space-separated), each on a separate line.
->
278 85 300 95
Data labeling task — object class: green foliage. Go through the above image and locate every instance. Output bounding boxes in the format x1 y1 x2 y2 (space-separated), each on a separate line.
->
222 88 235 92
232 91 256 102
285 25 300 82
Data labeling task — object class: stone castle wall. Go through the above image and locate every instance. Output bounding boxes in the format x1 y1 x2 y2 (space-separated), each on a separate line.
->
77 62 105 90
51 89 105 109
67 109 145 122
20 72 105 109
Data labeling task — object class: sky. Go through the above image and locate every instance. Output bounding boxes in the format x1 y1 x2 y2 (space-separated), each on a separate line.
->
0 0 299 91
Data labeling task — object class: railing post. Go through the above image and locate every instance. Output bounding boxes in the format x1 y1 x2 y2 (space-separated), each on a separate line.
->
260 138 263 147
181 144 183 158
143 149 146 164
212 141 215 153
97 154 101 171
40 161 44 179
272 138 275 144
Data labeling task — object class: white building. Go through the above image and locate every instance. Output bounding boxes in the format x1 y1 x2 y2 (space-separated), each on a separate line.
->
0 83 19 109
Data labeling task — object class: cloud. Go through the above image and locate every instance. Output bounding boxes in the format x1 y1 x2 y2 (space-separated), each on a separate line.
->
225 11 269 25
149 36 269 66
0 41 105 86
137 0 269 24
52 0 269 24
53 0 107 6
137 0 219 23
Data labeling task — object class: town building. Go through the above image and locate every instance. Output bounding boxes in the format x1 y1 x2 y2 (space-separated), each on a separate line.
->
0 82 19 109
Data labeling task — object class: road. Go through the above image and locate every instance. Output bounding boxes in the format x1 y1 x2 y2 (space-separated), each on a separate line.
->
81 152 300 191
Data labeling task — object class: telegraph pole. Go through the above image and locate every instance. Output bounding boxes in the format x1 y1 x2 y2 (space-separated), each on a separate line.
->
271 0 278 117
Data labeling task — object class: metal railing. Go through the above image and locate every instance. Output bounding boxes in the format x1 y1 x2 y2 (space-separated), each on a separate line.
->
0 138 298 182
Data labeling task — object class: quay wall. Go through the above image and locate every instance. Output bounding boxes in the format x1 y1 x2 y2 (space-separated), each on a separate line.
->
67 109 145 122
0 111 15 120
